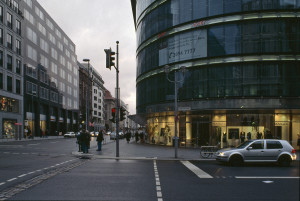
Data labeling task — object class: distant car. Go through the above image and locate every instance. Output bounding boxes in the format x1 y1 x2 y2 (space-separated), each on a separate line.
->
106 131 111 135
90 131 95 137
110 132 116 140
95 132 99 137
216 139 297 166
64 132 76 138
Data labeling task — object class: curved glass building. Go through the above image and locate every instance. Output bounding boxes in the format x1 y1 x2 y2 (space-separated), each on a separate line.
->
131 0 300 148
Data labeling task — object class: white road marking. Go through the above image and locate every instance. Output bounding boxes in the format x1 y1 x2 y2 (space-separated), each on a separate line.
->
154 160 163 201
235 176 300 179
7 178 17 182
18 174 27 178
0 182 5 186
263 181 274 183
180 161 213 179
28 144 39 146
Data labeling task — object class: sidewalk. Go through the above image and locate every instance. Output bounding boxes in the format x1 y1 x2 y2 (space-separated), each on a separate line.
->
73 138 300 161
0 136 64 143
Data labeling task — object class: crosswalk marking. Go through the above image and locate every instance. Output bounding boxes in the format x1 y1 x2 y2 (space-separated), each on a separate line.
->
180 161 213 179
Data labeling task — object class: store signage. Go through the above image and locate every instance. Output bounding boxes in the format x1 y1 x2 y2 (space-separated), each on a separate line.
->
59 117 64 123
178 107 191 111
212 122 226 127
275 122 289 126
159 29 207 66
50 116 56 122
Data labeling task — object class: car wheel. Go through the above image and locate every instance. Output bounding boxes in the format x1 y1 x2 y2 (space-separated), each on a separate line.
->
278 155 291 167
229 155 243 166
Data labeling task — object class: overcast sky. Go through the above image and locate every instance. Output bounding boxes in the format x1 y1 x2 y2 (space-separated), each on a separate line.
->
38 0 137 115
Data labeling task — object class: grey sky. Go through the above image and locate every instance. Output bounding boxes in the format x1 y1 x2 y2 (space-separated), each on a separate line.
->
38 0 137 114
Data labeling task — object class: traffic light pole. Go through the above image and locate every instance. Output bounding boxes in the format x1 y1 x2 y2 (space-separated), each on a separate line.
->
115 41 120 157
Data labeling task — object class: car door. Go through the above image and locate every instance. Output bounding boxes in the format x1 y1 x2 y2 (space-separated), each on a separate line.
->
264 140 283 161
243 141 265 161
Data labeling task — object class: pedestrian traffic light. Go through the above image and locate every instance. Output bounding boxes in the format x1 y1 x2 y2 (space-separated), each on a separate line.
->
109 108 116 123
120 107 126 121
104 48 115 70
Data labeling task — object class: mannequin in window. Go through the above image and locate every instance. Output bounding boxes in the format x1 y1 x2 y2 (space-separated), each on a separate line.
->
240 132 245 143
247 132 251 140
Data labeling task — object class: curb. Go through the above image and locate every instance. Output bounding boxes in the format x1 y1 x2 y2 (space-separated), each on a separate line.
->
71 151 215 161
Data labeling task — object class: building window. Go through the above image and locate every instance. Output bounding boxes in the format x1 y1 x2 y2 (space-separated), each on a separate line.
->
7 76 12 92
94 96 97 101
16 59 21 74
98 112 101 117
16 39 21 55
27 45 37 62
0 73 3 89
7 33 12 49
94 111 97 115
7 12 12 29
94 103 97 108
0 51 3 67
0 6 3 22
0 28 3 44
7 55 12 71
16 79 20 94
16 20 21 35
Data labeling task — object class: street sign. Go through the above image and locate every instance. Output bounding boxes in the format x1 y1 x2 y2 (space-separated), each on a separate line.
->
178 107 191 111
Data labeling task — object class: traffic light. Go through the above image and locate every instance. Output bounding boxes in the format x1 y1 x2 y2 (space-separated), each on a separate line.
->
104 48 115 70
109 108 116 123
120 107 126 121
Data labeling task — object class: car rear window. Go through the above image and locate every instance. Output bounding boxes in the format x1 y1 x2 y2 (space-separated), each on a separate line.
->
266 141 283 149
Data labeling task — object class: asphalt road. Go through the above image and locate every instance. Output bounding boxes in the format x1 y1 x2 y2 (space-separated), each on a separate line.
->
0 137 299 201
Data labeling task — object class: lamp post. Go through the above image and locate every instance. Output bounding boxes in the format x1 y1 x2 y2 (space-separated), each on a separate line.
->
164 65 186 158
31 90 36 137
83 59 90 132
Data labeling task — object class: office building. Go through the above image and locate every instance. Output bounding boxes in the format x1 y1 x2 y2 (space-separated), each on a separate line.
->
21 0 79 137
131 0 300 148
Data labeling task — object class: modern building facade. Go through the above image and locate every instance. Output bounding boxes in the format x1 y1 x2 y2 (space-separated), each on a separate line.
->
104 88 115 131
21 0 79 137
132 0 300 148
0 0 24 139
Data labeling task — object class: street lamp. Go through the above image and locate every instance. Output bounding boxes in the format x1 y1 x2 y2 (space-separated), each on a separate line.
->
164 65 186 158
31 90 36 137
83 59 90 132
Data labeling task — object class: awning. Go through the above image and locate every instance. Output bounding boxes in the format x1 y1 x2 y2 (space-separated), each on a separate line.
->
128 114 147 126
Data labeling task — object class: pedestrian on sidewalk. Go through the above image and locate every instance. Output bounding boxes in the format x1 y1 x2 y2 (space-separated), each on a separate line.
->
76 131 82 152
80 129 90 153
96 130 104 151
126 130 131 143
135 131 139 143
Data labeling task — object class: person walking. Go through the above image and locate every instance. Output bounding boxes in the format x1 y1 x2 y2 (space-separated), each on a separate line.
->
80 129 91 153
96 130 104 151
77 130 82 152
135 131 139 143
126 131 131 143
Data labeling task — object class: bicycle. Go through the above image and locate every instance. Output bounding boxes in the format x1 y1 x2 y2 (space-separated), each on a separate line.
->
200 146 218 158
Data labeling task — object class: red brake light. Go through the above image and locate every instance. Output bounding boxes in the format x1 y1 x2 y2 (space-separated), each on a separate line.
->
292 149 295 154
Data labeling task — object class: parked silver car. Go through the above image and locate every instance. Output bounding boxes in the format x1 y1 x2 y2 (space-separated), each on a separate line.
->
216 139 297 166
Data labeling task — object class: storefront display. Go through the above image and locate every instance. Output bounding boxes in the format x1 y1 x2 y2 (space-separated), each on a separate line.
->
0 96 19 113
3 119 17 139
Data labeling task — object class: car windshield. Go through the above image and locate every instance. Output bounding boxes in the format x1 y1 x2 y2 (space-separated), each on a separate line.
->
236 141 253 149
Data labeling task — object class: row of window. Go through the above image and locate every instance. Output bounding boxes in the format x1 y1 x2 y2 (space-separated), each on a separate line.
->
26 27 76 63
93 110 102 117
137 62 300 112
0 5 21 35
0 72 21 94
137 19 300 77
26 80 78 109
136 0 300 46
0 50 21 74
23 5 75 53
0 28 21 55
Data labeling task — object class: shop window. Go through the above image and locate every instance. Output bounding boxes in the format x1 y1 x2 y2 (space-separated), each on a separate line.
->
3 119 16 139
0 96 19 113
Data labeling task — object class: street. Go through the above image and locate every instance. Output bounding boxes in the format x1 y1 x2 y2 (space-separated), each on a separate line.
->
0 137 299 201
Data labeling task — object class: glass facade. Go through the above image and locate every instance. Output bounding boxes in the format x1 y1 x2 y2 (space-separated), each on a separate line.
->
134 0 300 149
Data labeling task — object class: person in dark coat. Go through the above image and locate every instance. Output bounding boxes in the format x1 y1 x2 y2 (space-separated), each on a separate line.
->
80 129 91 153
96 130 104 151
77 131 82 152
135 131 139 143
126 131 131 143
